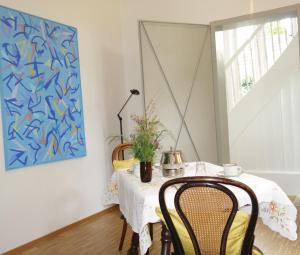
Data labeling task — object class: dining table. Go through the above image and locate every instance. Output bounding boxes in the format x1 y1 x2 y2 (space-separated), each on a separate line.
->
104 162 298 255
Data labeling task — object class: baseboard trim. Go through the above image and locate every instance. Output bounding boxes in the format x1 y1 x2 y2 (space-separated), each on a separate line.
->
2 205 118 255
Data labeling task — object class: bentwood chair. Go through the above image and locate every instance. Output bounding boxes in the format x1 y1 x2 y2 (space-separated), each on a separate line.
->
158 176 263 255
112 143 153 251
112 143 133 163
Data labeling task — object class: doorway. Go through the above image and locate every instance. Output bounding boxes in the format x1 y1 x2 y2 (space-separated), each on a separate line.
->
211 4 300 194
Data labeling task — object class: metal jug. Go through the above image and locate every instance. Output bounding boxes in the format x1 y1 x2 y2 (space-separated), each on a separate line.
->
160 149 185 177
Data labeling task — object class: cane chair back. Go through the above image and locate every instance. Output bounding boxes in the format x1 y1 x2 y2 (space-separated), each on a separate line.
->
159 177 259 255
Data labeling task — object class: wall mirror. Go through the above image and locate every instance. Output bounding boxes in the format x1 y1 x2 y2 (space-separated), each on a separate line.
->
139 20 217 163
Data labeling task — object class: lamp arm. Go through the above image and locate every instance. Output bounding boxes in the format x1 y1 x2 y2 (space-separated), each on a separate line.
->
117 93 134 147
117 94 133 117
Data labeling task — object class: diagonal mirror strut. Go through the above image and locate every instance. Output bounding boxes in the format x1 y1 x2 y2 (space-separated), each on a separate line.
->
141 21 206 161
175 29 209 156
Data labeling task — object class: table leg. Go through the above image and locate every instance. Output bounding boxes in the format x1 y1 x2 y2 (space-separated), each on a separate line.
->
127 232 139 255
161 223 171 255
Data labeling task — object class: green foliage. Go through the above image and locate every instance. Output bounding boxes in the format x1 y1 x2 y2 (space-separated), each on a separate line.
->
130 101 165 162
266 22 286 35
131 132 156 162
241 76 254 94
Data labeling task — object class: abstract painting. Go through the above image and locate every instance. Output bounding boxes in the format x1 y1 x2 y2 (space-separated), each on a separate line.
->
0 6 86 170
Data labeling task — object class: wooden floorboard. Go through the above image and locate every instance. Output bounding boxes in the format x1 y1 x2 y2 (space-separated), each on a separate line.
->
4 206 300 255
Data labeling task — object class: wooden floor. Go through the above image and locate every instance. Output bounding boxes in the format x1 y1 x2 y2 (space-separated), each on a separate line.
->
6 207 300 255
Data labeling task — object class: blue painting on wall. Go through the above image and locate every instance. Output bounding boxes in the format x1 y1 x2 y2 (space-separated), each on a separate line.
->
0 6 86 170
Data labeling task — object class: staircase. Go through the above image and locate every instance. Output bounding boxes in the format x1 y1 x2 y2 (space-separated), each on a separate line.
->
223 17 300 194
222 17 298 111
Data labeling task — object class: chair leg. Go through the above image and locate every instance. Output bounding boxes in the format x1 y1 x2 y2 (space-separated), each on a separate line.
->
118 215 128 251
161 223 171 255
127 232 139 255
149 223 153 241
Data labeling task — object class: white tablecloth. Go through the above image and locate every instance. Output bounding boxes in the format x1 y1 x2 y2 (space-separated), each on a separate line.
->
104 162 298 255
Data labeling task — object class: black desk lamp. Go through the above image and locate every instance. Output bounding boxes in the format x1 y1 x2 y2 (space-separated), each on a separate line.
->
117 89 140 148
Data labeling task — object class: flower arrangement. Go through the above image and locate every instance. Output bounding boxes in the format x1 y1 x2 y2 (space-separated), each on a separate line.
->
130 101 165 163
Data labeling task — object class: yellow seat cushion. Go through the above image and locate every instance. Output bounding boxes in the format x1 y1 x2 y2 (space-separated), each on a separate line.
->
226 211 252 255
155 207 194 254
112 158 139 169
155 208 262 255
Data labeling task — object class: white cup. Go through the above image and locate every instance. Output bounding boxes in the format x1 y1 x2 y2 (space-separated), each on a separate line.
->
223 163 242 177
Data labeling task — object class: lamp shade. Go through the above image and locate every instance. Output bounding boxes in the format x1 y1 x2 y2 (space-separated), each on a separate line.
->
130 89 140 95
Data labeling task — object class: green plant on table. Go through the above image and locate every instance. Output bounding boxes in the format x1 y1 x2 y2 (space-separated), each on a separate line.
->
130 101 165 163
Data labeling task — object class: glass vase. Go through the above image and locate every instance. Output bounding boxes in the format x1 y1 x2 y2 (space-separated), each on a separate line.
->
140 161 152 183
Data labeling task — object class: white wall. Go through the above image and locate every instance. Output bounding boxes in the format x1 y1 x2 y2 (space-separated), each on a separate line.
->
2 0 300 253
0 0 125 253
253 0 300 11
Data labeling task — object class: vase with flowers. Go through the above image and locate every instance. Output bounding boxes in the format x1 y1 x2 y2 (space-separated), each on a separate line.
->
130 102 165 182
